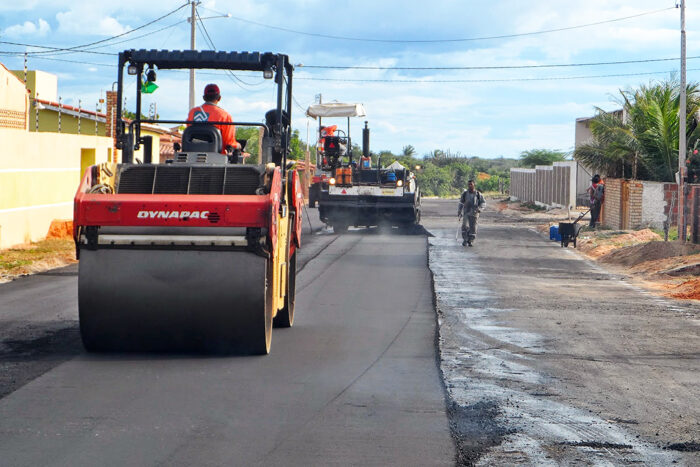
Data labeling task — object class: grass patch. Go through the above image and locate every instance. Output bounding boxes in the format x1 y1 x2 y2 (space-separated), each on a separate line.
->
519 201 546 211
0 238 76 278
651 227 679 241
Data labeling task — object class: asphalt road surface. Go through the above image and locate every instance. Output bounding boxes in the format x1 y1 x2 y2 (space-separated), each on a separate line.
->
423 198 699 465
1 198 698 466
0 208 455 466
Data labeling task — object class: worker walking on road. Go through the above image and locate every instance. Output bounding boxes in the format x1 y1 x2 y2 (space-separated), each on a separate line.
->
458 179 485 247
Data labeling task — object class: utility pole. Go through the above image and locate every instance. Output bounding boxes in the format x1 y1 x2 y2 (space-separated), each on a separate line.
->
188 1 199 110
679 0 687 243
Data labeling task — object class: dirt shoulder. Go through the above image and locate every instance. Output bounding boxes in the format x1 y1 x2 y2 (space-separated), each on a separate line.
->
493 198 700 301
0 238 77 284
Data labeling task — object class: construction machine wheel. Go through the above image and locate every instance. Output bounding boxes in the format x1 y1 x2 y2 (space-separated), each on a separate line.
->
273 250 296 328
334 223 348 234
398 223 416 234
253 258 274 354
78 248 272 354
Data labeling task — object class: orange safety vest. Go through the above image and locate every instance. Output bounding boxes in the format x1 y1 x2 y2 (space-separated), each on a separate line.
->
319 125 338 152
187 103 239 153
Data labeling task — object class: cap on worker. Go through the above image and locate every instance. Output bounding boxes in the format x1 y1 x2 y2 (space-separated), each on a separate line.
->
203 83 221 100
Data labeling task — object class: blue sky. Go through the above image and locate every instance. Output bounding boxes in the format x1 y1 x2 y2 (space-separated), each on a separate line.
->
0 0 695 158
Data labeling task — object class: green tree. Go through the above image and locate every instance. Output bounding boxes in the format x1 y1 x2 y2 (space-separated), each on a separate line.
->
236 127 260 163
401 145 416 157
575 78 700 181
289 129 304 160
518 149 567 168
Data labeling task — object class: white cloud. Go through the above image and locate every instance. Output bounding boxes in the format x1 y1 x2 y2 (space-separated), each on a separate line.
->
56 9 129 36
2 19 50 37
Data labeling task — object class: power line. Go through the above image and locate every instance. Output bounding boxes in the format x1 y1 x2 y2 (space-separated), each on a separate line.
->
0 42 113 56
76 20 188 53
295 68 700 84
17 19 188 60
303 56 700 71
226 6 674 44
28 1 190 55
0 2 189 56
8 55 698 85
194 8 265 89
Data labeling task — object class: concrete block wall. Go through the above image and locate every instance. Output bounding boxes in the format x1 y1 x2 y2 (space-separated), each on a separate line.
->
510 168 536 202
510 162 575 208
554 161 576 208
535 166 550 206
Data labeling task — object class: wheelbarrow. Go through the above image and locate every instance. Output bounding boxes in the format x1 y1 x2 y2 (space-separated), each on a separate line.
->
558 209 590 248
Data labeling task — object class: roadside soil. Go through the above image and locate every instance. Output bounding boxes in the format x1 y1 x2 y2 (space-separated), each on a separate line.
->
0 238 77 284
493 198 700 302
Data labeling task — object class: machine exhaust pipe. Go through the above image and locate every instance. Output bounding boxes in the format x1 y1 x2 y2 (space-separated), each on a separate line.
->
362 121 370 158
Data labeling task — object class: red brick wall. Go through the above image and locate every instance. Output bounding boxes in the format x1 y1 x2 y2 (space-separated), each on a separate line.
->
690 186 700 243
663 183 679 225
601 178 643 229
603 178 622 229
629 181 643 228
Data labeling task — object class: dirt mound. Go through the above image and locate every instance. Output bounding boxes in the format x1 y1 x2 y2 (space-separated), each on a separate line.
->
46 220 73 239
629 252 700 276
599 240 700 267
577 229 661 259
666 278 700 300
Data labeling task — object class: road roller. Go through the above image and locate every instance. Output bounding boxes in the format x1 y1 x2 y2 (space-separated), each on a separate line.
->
73 49 303 354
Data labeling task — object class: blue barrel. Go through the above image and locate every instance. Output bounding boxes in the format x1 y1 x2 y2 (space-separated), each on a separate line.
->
386 171 397 182
549 225 561 241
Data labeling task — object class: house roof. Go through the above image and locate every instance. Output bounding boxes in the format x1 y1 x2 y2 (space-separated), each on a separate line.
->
35 98 106 123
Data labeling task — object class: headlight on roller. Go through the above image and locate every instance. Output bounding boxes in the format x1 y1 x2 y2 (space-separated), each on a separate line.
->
329 177 336 185
396 180 403 187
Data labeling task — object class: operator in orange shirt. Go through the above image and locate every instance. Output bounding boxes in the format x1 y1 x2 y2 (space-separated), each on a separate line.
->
187 83 241 155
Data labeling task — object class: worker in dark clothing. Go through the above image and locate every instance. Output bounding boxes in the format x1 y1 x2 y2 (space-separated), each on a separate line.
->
458 179 486 246
586 174 605 227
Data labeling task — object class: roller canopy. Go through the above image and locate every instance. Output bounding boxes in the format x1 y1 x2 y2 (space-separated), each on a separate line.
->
120 49 288 72
306 103 366 119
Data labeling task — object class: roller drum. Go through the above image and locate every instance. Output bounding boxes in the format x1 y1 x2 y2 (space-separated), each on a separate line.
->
79 247 270 353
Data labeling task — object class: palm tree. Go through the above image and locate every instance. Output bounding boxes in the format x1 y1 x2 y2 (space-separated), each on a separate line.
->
575 109 638 178
575 78 700 181
401 145 416 157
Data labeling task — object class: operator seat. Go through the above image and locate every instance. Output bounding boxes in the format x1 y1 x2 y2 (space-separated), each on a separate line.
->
182 124 223 153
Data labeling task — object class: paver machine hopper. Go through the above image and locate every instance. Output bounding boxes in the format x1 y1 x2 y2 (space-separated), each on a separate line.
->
73 49 303 354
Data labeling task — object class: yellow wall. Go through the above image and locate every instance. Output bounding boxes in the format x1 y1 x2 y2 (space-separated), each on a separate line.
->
0 127 113 248
0 65 27 128
31 108 106 135
134 127 162 163
11 70 57 102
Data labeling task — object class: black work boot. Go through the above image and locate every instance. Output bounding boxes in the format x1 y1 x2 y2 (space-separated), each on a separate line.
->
462 240 467 246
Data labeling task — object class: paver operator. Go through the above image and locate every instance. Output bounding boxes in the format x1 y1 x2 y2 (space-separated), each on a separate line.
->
187 83 241 156
458 179 485 247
